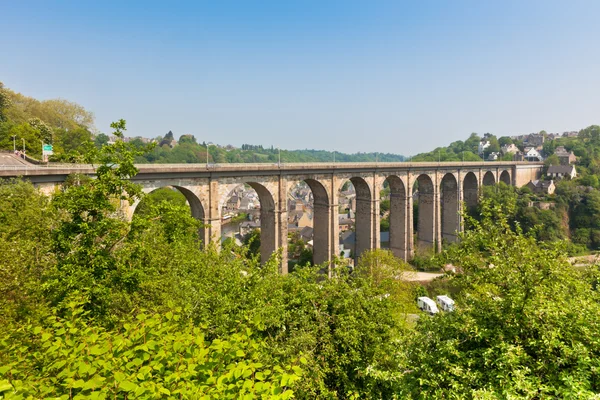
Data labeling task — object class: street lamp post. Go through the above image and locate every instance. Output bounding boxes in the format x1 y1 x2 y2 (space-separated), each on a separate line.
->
11 135 16 152
206 142 214 168
22 138 25 156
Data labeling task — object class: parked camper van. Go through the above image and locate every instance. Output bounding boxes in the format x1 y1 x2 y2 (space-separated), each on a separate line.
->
436 295 455 312
417 296 439 315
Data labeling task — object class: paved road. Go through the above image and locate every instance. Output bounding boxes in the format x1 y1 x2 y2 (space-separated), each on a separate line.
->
0 153 29 166
404 272 445 282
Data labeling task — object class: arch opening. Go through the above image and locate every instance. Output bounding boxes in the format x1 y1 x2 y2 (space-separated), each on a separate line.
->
220 182 276 264
338 178 373 265
220 184 260 250
413 174 435 252
440 173 459 244
133 186 206 244
382 176 407 260
500 170 511 185
286 179 330 270
483 171 496 186
463 172 479 210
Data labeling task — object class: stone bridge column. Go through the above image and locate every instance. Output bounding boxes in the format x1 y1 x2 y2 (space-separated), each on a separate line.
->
278 175 288 274
330 174 340 277
372 172 381 252
406 172 415 259
434 172 442 253
206 178 222 248
457 170 464 234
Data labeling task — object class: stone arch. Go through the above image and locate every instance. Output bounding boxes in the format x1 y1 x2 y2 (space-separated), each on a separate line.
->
246 182 277 264
220 183 260 247
351 177 373 263
500 170 511 185
303 178 330 266
338 177 373 264
463 172 478 209
132 185 207 244
440 173 459 244
413 174 435 251
385 175 407 260
483 171 496 186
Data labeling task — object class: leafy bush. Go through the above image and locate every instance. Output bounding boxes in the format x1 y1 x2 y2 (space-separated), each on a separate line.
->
0 300 301 399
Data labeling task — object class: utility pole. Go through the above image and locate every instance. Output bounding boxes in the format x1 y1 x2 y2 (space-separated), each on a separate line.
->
22 138 25 156
11 135 16 152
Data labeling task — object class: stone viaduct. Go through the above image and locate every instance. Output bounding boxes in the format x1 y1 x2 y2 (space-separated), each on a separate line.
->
0 161 542 273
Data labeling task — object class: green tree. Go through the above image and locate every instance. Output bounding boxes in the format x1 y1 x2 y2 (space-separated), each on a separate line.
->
498 136 513 146
94 132 110 148
46 119 147 322
0 82 12 122
396 198 600 398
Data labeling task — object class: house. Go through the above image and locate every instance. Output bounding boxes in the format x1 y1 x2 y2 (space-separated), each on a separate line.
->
524 147 543 162
297 212 313 228
554 146 577 165
339 216 354 231
487 152 500 161
239 198 257 210
340 231 355 254
288 198 304 212
239 221 261 236
287 223 300 234
299 226 314 242
526 180 556 195
563 131 579 138
525 133 545 147
478 140 491 155
501 143 519 155
547 165 577 179
288 210 304 225
225 195 240 211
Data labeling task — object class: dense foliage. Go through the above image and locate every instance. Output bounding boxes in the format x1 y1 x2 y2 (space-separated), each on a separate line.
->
3 85 600 397
393 197 600 398
0 120 418 398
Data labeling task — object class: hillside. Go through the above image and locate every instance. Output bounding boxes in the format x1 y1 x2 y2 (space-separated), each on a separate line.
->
0 82 405 163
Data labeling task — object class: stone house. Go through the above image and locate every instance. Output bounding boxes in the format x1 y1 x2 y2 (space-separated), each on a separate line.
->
501 143 519 155
339 216 354 231
526 180 556 195
547 165 577 179
225 195 240 211
554 146 577 165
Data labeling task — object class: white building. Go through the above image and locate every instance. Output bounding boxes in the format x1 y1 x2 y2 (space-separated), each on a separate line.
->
478 140 491 155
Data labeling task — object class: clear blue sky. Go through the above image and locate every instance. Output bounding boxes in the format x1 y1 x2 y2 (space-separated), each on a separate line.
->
2 0 599 154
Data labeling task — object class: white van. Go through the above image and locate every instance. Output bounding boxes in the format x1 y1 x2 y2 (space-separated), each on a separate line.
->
417 296 439 315
436 295 455 312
